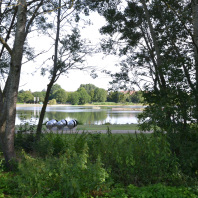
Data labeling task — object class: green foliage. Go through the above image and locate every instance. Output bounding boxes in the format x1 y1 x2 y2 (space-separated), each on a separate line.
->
93 88 107 102
97 132 181 186
127 184 198 198
49 84 62 100
53 88 68 104
17 86 144 105
129 91 144 103
77 124 138 131
104 184 198 198
139 90 198 176
0 172 20 197
69 91 80 105
32 91 46 102
2 131 198 197
107 91 124 103
48 99 56 105
99 0 198 179
77 87 91 105
15 114 38 152
17 90 34 103
80 84 97 95
15 143 109 198
15 132 36 153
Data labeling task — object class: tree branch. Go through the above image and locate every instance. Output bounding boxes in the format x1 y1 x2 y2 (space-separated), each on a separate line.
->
25 0 44 39
0 7 17 58
0 36 12 55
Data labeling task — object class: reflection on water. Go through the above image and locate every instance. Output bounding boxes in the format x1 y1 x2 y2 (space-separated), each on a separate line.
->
16 105 143 125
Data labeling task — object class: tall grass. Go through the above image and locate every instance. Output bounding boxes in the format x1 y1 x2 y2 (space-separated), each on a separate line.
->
5 129 194 197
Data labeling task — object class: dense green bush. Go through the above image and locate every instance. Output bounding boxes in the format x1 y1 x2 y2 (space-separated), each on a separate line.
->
48 99 57 105
93 132 181 186
5 131 196 197
16 144 109 198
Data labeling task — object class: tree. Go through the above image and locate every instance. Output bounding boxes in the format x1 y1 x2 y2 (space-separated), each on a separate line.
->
93 88 107 102
32 91 46 103
99 0 198 175
53 89 68 103
77 87 91 104
99 1 196 126
107 91 124 103
17 90 34 103
130 91 144 103
80 84 97 95
0 0 74 169
48 99 57 105
80 84 97 101
49 84 62 100
69 91 80 105
90 89 95 101
79 84 107 102
0 0 29 169
36 0 94 136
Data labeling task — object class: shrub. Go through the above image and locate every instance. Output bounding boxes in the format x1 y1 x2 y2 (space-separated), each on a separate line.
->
99 132 181 186
15 144 109 198
12 131 194 197
49 99 56 105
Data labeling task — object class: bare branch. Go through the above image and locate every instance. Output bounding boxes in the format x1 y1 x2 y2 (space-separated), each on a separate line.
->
22 50 46 65
0 36 12 55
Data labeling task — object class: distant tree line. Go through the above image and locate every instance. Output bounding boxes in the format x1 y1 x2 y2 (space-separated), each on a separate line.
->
17 84 144 105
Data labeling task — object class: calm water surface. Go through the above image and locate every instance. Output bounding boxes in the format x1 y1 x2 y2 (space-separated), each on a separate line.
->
16 105 144 125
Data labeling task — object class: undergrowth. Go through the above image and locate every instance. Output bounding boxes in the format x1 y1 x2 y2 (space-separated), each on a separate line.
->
0 128 197 197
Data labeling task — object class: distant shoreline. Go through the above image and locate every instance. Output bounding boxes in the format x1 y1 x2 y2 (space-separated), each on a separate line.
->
16 103 145 107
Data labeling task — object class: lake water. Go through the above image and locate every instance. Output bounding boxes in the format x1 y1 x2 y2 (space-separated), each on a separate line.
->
16 105 144 125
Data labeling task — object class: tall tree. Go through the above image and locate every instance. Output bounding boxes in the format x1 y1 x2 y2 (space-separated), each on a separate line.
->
77 87 91 104
99 0 196 123
80 84 97 95
49 84 62 100
98 0 198 171
0 0 70 169
0 0 27 169
32 91 46 103
36 0 94 135
17 90 34 103
69 91 80 105
53 89 68 103
93 88 107 102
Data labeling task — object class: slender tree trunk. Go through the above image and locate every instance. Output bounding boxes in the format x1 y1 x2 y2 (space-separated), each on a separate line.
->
192 0 198 122
36 0 61 136
36 78 56 136
0 0 27 170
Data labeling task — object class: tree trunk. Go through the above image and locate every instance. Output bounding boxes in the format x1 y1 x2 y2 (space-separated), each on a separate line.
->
36 0 61 137
192 0 198 122
0 0 27 170
36 79 56 136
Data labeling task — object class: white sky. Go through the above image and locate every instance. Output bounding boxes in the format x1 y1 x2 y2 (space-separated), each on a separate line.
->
19 12 120 92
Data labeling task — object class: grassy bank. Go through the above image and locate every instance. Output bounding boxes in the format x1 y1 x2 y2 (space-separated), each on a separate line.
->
15 124 140 132
77 124 139 131
0 131 198 197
